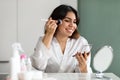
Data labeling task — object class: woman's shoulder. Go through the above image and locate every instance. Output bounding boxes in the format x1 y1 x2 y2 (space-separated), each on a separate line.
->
77 35 86 40
77 36 88 43
68 36 88 44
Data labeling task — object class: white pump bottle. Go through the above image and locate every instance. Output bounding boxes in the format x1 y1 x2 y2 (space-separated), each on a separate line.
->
10 43 24 80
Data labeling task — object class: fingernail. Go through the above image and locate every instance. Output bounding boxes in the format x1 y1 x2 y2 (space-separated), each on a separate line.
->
72 55 75 57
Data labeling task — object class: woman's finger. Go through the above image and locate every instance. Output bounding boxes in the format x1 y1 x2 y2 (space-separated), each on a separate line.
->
76 53 82 65
83 52 87 61
83 52 90 61
87 52 90 56
76 53 85 65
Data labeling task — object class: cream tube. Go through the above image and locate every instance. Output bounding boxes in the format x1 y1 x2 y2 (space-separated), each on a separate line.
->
40 18 62 25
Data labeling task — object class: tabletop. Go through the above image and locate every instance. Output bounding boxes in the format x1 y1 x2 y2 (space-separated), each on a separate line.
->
42 73 120 80
0 73 120 80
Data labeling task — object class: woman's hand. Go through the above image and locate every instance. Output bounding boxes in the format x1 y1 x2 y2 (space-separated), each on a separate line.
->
74 52 90 73
45 18 58 36
42 18 58 48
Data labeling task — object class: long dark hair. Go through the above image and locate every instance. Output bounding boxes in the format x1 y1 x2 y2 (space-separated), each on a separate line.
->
49 4 80 39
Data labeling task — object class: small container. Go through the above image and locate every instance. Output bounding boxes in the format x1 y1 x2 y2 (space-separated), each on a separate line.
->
20 54 27 72
26 57 32 71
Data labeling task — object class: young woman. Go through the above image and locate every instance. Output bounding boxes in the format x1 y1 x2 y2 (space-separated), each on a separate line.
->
31 4 92 73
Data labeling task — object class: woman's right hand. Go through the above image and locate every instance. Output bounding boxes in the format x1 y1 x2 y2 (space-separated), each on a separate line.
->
45 18 58 36
42 18 58 48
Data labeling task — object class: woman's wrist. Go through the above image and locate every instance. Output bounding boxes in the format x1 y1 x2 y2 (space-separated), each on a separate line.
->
42 33 53 48
79 65 88 73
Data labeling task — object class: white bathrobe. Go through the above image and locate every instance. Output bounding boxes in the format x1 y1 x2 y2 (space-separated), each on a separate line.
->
31 36 92 73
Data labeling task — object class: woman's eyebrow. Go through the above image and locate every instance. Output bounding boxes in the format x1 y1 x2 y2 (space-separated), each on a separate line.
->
64 17 76 21
64 17 72 20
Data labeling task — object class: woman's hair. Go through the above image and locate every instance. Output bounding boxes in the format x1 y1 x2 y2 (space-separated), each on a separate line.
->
49 4 80 39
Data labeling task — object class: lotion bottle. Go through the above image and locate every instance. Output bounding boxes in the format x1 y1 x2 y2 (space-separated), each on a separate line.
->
10 43 21 80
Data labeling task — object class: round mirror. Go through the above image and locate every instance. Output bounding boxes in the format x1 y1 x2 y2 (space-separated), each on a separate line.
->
93 45 113 73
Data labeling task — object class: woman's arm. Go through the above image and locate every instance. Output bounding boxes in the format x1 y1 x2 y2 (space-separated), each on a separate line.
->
30 37 52 71
31 18 58 71
42 18 57 48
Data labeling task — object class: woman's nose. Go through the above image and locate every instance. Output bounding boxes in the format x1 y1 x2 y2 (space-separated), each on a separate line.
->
69 21 74 26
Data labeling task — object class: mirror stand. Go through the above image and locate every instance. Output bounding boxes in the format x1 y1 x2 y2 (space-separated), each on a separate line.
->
95 72 104 78
95 72 112 80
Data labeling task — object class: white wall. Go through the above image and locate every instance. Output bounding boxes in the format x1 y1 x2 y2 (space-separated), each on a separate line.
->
17 0 60 57
0 0 60 73
0 0 17 73
0 0 77 73
0 0 17 61
60 0 78 9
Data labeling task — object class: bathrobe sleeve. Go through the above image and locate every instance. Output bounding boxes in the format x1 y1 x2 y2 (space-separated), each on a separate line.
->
30 37 52 71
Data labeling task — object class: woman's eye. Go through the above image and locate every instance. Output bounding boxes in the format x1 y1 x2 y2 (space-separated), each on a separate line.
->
73 21 77 24
64 19 70 22
64 19 77 24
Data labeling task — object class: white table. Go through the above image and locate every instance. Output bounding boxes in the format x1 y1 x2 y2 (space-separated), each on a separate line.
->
42 73 120 80
0 73 120 80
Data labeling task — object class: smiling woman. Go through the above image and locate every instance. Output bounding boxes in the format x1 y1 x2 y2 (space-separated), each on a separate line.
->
0 0 78 74
30 4 92 73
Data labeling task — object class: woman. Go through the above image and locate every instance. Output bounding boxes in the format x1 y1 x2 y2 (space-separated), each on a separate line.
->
31 4 92 73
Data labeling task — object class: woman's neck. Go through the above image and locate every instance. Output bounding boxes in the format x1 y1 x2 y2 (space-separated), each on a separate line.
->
55 33 68 43
55 34 68 54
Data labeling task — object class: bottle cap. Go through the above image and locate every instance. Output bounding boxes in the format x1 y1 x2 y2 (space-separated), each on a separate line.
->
20 54 26 59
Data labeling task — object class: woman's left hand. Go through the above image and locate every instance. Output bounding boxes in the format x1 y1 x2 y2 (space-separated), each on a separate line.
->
74 52 90 73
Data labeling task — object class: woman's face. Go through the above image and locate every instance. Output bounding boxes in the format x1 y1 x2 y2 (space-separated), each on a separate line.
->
57 11 77 37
